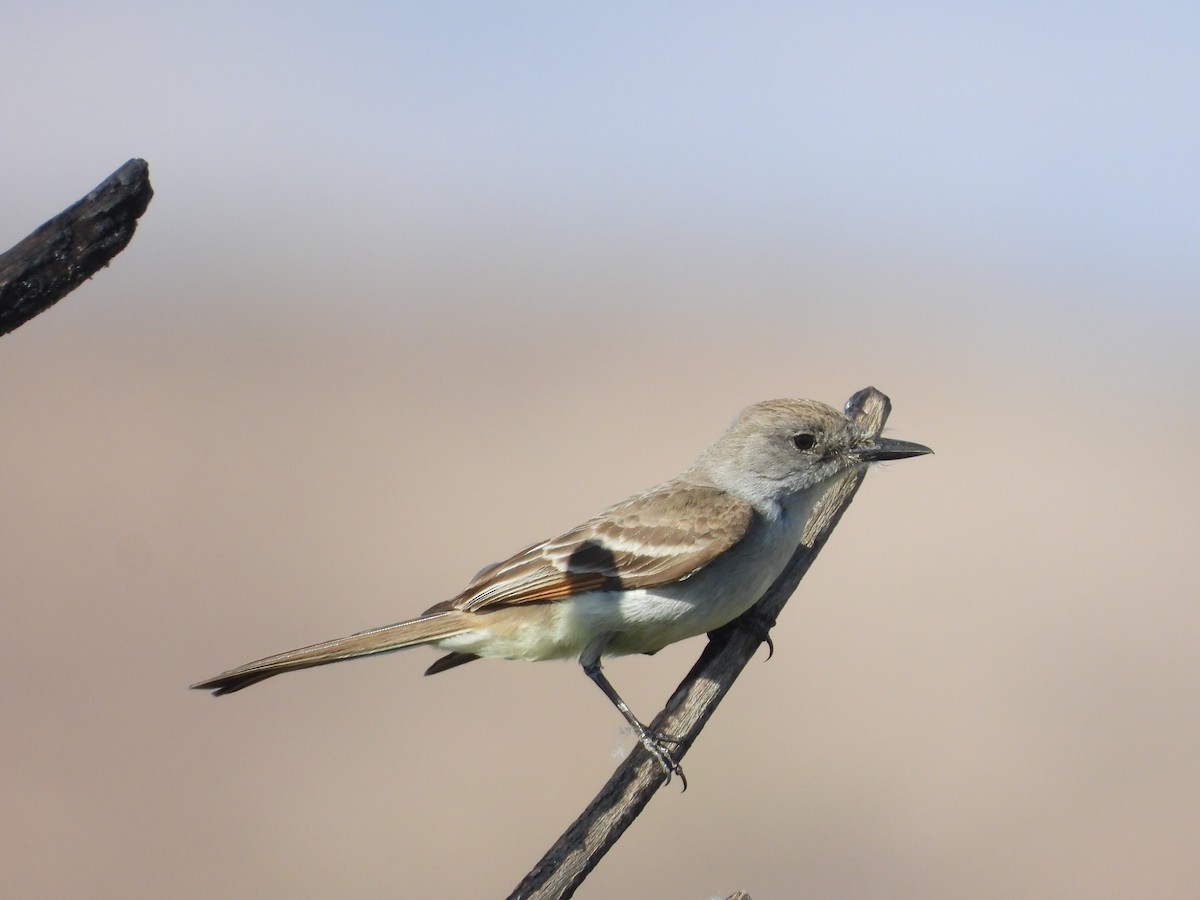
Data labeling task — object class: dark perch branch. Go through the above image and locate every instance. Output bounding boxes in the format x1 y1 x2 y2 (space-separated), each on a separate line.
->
0 159 153 337
508 387 894 900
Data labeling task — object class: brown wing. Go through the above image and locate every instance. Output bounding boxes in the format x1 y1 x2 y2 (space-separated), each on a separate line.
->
423 481 754 615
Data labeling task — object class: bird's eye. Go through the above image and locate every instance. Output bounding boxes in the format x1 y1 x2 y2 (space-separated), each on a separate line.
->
791 432 817 451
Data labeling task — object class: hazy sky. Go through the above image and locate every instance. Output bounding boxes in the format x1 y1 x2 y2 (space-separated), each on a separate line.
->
4 2 1197 332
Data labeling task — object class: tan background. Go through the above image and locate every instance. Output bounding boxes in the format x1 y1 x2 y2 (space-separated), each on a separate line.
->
3 5 1198 899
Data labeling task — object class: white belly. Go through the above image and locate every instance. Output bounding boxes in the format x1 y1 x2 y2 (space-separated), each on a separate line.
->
436 489 815 662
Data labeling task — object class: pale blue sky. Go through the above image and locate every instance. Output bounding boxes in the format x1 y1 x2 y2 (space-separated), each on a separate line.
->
4 2 1197 330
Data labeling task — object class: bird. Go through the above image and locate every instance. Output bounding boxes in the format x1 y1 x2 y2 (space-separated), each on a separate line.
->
192 398 931 785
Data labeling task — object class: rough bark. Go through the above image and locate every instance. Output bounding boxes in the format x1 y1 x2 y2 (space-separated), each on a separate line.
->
0 159 153 337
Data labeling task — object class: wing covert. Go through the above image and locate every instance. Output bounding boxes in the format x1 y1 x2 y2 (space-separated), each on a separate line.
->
425 482 754 614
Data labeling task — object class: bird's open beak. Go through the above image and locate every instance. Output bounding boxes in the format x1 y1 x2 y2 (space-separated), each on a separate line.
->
852 437 934 462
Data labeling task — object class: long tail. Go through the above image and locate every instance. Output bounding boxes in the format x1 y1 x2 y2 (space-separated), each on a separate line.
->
191 611 473 696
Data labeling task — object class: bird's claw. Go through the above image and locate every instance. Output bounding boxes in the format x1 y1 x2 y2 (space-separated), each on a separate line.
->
734 608 777 659
635 731 688 791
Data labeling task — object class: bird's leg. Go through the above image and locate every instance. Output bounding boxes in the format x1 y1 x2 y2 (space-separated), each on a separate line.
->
579 634 687 790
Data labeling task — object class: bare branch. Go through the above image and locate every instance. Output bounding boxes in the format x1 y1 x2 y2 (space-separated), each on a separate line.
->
0 159 153 337
508 387 893 900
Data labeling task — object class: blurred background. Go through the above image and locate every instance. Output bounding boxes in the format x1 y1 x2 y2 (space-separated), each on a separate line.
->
2 3 1197 898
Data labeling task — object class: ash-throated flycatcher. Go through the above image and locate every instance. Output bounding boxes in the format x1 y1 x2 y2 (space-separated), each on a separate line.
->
193 398 930 784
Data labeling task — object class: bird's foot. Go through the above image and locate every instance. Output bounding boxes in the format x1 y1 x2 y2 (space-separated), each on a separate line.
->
733 607 777 659
631 728 687 790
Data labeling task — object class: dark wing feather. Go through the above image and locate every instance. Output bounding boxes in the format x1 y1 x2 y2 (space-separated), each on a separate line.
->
424 481 753 615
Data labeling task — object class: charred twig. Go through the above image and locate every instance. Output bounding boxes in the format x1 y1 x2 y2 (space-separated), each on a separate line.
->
0 159 153 336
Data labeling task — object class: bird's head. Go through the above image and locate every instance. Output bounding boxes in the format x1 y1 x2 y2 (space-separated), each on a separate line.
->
691 398 932 509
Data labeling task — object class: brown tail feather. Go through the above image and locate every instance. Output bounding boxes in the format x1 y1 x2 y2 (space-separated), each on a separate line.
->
191 611 473 696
